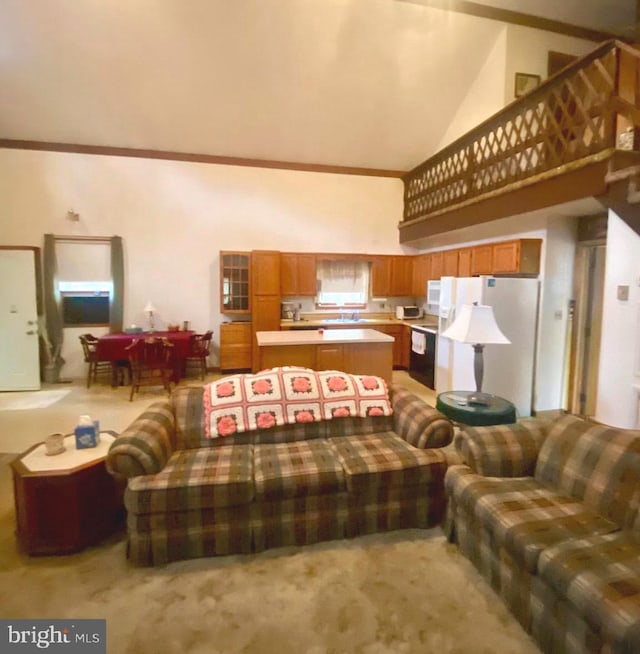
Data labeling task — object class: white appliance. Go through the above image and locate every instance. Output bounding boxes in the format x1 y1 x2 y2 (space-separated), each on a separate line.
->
426 280 441 306
436 276 540 417
395 305 423 320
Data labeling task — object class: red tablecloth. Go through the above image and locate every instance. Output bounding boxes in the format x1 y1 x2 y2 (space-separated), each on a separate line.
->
97 331 194 382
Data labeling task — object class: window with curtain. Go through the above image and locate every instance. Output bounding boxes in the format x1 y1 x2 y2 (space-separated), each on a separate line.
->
56 240 112 326
316 260 370 307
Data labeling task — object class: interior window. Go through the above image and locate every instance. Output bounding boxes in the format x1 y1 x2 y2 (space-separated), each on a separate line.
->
56 241 112 326
316 260 369 308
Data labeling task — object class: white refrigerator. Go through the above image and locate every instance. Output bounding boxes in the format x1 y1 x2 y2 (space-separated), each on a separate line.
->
436 276 540 417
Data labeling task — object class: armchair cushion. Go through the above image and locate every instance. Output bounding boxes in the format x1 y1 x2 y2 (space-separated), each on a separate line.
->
454 418 548 477
106 402 176 478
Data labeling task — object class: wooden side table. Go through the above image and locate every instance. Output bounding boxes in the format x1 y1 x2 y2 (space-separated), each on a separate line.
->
11 431 124 555
436 391 517 426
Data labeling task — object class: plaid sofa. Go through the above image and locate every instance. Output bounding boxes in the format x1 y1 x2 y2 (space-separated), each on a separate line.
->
445 414 640 654
106 383 453 566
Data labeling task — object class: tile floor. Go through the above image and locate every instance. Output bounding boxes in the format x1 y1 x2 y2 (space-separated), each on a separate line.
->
0 370 437 454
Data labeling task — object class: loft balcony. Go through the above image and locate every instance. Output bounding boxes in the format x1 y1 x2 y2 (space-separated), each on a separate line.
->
399 40 640 244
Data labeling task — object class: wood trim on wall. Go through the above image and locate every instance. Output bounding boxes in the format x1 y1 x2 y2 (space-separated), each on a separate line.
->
0 139 406 179
399 0 624 43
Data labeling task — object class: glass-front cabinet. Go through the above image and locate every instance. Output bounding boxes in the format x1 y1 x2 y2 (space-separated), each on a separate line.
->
220 251 250 313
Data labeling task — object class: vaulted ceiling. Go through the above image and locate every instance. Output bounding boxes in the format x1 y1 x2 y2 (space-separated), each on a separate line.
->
0 1 636 173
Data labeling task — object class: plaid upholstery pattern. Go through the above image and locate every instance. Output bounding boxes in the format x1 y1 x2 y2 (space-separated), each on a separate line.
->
125 444 254 513
345 485 446 537
454 418 549 477
251 494 348 552
329 432 448 493
109 378 455 565
106 401 176 478
447 465 619 573
254 440 345 500
535 415 640 528
538 532 640 653
127 504 253 565
446 414 640 654
391 384 454 448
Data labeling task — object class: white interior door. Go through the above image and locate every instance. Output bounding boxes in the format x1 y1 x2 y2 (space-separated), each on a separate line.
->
0 250 40 390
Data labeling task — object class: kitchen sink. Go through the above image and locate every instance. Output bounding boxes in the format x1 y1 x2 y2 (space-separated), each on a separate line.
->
322 318 375 324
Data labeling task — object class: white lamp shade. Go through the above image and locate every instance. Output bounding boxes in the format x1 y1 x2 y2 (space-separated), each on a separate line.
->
144 301 156 313
441 304 510 344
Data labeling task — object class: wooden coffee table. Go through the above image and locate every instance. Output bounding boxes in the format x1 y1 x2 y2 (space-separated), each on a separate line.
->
11 431 124 555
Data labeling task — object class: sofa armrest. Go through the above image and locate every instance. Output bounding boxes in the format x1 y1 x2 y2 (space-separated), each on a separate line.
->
454 418 549 477
106 401 176 479
390 384 454 449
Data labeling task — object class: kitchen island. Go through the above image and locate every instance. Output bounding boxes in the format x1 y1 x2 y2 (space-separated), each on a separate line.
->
256 328 394 383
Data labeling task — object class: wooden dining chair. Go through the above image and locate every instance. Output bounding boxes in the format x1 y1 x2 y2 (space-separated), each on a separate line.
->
79 334 113 388
126 337 175 401
184 330 213 380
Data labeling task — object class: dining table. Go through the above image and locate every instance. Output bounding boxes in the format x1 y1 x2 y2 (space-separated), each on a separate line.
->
97 330 195 385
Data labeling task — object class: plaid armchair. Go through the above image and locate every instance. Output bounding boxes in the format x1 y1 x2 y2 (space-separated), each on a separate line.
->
445 414 640 654
107 382 454 566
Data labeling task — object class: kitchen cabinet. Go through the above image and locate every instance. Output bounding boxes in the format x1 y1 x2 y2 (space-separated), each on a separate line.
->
373 324 406 369
457 248 472 277
442 250 459 277
251 250 281 296
471 245 493 275
370 256 392 297
280 253 317 296
429 251 443 280
251 251 281 371
492 239 542 275
316 343 344 370
220 251 250 314
220 322 252 371
412 254 429 297
390 256 413 296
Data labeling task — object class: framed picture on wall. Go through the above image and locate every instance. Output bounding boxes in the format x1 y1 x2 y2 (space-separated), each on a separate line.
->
514 72 541 98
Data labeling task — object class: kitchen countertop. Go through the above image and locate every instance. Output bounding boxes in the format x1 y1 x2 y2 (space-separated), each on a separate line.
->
280 317 439 330
257 328 395 346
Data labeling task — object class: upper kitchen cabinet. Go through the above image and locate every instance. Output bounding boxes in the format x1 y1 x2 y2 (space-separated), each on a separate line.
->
457 248 472 277
412 254 429 296
280 253 317 296
390 256 413 296
442 249 459 277
370 256 392 297
492 239 542 275
429 251 443 280
251 250 281 296
220 251 251 314
471 244 493 275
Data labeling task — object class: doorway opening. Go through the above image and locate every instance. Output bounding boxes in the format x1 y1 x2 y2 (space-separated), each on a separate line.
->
566 237 606 418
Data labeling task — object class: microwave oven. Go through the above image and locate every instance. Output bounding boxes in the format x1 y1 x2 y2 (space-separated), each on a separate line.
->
396 306 423 320
427 280 441 305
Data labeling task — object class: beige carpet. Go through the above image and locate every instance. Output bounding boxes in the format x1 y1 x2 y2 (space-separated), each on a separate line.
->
0 389 71 411
0 460 540 654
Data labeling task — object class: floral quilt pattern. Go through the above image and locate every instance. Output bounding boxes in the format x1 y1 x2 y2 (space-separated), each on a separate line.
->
203 367 392 439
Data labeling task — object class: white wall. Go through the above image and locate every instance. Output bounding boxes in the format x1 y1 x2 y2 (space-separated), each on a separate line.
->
0 148 404 378
414 210 577 414
503 25 594 103
596 211 640 428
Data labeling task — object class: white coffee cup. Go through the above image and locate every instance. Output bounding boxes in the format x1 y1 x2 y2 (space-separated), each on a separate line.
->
45 433 66 456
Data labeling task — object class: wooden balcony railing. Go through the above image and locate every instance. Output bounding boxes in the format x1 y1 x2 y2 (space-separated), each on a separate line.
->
402 40 640 225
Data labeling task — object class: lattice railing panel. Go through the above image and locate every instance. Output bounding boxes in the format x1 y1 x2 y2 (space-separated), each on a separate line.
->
403 42 637 223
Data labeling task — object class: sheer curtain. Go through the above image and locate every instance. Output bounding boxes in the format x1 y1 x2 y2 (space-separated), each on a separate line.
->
110 236 124 333
43 233 64 368
316 260 370 305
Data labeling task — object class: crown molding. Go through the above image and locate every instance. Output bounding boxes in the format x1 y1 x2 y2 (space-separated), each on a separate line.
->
0 139 406 179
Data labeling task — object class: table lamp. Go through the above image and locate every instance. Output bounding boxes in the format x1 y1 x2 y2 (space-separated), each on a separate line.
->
144 301 156 332
441 302 510 405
